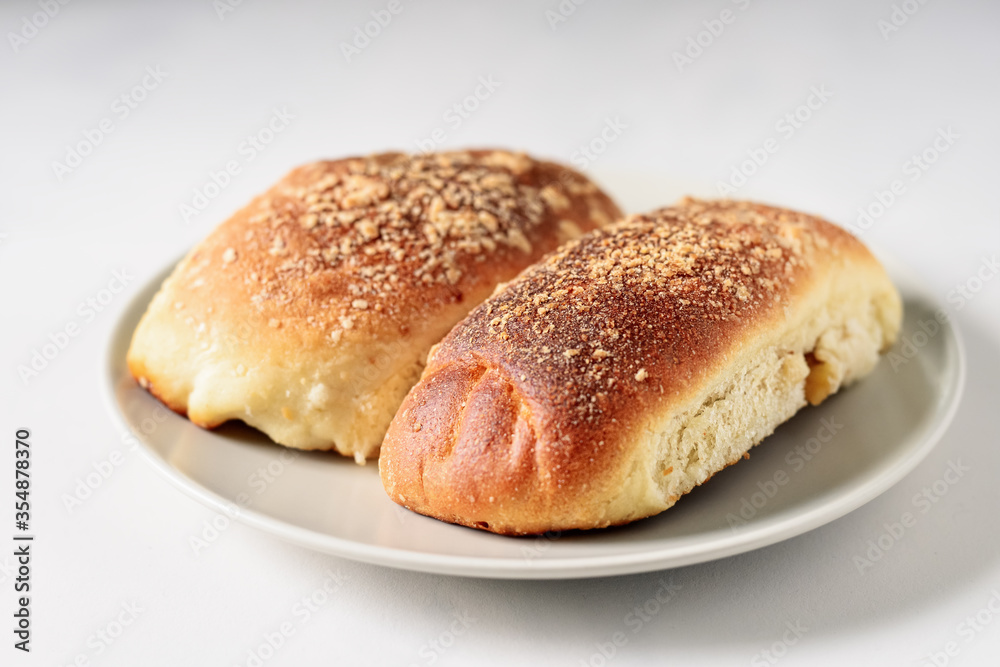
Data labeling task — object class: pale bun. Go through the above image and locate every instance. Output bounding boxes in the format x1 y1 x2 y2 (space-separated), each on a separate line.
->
127 150 622 462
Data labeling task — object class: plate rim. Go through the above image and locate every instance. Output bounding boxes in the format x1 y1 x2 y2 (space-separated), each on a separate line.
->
102 249 966 579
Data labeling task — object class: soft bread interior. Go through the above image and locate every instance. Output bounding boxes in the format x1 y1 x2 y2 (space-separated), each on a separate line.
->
601 262 902 525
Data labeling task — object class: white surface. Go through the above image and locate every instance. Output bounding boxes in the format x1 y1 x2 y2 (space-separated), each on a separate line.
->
106 198 966 581
2 0 999 664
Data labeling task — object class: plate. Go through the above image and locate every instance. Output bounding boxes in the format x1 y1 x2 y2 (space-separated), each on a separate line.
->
104 255 964 580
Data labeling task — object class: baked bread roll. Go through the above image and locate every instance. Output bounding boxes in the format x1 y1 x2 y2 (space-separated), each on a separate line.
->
127 150 621 461
379 198 902 533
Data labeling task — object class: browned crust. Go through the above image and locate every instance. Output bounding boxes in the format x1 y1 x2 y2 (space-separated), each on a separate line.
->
127 149 621 450
379 198 882 533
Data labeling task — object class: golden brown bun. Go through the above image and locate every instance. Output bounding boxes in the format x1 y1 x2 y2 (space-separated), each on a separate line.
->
379 198 903 533
127 150 622 462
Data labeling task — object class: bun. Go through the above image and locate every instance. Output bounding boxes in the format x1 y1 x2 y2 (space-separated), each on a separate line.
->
379 198 902 533
127 150 621 462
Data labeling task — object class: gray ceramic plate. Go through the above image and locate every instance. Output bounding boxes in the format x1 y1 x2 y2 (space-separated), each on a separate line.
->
104 239 963 579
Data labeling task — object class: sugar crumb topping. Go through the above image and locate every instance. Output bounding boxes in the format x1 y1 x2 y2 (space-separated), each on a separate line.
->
234 150 600 339
459 198 827 427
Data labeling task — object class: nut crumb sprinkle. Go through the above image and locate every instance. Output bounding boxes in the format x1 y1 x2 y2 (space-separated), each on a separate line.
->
215 149 614 341
438 198 837 431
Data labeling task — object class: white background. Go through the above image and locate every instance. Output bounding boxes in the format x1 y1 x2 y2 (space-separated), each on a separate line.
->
2 0 1000 665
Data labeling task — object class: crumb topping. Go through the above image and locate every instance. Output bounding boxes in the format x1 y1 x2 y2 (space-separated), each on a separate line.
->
445 198 831 428
198 150 614 343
